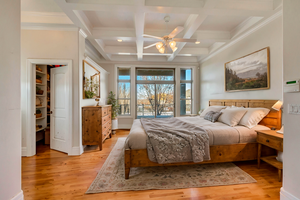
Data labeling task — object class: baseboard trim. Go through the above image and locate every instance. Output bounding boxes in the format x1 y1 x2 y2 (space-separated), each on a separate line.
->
21 147 27 157
118 124 132 129
68 146 82 156
281 187 300 200
11 190 24 200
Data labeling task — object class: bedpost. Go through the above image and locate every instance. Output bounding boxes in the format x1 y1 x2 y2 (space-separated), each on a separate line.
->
125 149 131 179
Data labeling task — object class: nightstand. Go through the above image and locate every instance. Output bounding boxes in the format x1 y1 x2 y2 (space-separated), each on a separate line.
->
256 130 283 182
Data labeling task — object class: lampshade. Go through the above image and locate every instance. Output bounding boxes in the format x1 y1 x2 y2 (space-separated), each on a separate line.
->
156 42 163 50
272 100 283 111
171 46 178 52
158 46 165 54
169 40 176 48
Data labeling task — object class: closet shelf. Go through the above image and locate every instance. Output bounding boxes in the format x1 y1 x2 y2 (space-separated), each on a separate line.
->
36 83 45 86
36 94 45 97
36 117 45 120
36 106 45 109
36 70 46 75
36 127 45 132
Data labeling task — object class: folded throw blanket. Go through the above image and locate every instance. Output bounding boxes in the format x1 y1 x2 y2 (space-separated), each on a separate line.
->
140 117 210 164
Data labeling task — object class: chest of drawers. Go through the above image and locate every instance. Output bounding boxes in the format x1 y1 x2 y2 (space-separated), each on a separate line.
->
82 105 112 150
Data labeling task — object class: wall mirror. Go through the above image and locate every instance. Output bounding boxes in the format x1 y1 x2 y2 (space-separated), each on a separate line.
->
83 61 100 99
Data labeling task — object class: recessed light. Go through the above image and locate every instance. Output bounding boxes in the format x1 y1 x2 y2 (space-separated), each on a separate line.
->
117 39 123 42
118 53 131 55
195 41 200 44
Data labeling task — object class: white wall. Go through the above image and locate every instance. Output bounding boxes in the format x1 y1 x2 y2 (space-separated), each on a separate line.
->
101 63 200 129
200 16 283 109
0 0 23 199
21 29 81 154
281 1 300 199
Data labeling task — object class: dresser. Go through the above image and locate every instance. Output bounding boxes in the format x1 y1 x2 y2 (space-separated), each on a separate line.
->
256 130 283 181
82 105 112 150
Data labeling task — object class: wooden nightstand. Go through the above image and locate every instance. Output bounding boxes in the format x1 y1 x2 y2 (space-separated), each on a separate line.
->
256 130 283 182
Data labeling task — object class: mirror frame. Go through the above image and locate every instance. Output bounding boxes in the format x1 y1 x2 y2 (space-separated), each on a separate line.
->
83 60 100 99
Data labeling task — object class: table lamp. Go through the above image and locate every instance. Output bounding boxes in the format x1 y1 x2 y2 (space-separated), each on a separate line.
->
272 100 283 134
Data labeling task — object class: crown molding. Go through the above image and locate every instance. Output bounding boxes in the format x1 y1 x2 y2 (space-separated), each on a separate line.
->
199 9 283 64
21 22 79 31
79 29 87 38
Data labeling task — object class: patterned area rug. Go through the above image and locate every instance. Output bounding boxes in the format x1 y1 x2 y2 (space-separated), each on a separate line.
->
86 138 256 193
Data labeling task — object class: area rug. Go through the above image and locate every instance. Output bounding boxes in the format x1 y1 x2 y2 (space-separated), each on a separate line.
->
86 138 256 193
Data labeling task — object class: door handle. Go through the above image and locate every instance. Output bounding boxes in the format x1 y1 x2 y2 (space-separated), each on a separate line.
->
50 111 53 114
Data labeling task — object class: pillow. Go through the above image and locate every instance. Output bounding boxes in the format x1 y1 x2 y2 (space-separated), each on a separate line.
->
200 106 226 117
204 111 222 123
217 109 247 127
238 108 270 128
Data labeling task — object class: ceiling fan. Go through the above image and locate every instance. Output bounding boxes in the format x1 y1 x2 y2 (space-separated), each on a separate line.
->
143 15 199 54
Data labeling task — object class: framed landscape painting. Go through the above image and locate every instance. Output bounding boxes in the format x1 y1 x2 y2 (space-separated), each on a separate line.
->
225 47 270 92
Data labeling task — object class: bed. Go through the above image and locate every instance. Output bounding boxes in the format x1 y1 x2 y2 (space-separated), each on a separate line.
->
124 99 282 179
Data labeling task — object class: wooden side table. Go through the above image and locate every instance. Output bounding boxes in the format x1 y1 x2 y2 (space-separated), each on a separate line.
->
256 130 283 182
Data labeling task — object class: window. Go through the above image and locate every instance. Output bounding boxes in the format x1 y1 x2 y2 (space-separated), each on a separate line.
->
180 68 192 115
117 68 131 115
136 68 175 119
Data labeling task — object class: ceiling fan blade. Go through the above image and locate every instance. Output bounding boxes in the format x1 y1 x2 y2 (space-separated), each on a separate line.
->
142 34 163 40
144 42 159 49
174 38 197 43
168 26 184 38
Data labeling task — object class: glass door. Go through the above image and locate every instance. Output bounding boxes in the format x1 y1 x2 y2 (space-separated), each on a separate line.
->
136 68 175 119
155 84 174 118
137 84 155 118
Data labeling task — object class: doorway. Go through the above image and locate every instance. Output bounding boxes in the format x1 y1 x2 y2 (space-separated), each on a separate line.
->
23 59 72 156
135 68 175 119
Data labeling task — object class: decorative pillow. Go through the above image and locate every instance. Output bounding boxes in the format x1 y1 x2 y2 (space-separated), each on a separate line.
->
238 108 270 128
200 106 226 117
204 111 222 123
217 109 247 127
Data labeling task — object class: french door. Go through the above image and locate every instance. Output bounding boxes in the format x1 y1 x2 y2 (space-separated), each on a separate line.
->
136 68 175 119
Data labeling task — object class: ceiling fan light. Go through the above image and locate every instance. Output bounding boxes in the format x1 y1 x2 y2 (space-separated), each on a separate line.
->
169 40 176 48
171 46 178 52
156 42 164 50
195 41 200 44
158 46 165 54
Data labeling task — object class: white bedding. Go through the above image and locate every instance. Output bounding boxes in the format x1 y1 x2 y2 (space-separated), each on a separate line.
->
124 116 270 150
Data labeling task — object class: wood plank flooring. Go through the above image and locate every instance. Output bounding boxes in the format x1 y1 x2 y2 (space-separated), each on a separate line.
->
22 130 282 200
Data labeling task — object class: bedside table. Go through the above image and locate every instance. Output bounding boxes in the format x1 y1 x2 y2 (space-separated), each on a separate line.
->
256 130 283 182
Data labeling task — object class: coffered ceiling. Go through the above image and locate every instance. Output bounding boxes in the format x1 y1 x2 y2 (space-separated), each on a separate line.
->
21 0 282 63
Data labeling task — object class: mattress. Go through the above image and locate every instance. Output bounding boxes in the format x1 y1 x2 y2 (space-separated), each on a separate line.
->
124 116 270 150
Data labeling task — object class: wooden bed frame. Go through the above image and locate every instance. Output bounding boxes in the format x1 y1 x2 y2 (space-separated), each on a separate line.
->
125 99 282 179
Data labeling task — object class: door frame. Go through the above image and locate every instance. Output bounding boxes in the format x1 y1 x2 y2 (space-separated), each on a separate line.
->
24 59 72 156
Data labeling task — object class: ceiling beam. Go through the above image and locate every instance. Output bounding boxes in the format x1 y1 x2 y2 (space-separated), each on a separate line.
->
104 46 208 56
65 1 273 17
168 0 220 61
53 0 111 60
134 11 145 61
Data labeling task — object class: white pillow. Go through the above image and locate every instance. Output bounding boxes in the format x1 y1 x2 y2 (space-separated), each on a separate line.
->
217 109 247 127
238 108 270 129
200 106 226 117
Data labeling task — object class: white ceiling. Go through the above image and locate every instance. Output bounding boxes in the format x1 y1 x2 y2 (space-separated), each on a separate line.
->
21 0 282 63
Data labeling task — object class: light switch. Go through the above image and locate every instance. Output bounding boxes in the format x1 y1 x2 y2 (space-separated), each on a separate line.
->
288 104 300 114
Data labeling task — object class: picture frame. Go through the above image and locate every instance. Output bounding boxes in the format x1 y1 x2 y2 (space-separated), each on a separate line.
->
83 60 100 99
225 47 270 92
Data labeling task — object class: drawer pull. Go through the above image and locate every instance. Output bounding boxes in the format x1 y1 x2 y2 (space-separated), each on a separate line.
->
266 139 270 142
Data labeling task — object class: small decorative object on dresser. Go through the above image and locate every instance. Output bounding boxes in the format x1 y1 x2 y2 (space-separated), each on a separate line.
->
82 105 112 151
256 130 283 182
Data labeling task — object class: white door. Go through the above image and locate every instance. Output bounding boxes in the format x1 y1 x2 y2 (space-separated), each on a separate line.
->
50 66 70 153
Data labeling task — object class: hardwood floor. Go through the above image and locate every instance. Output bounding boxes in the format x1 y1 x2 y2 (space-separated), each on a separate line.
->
22 130 282 200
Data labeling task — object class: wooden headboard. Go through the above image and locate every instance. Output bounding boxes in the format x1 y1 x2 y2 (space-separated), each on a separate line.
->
209 99 282 130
